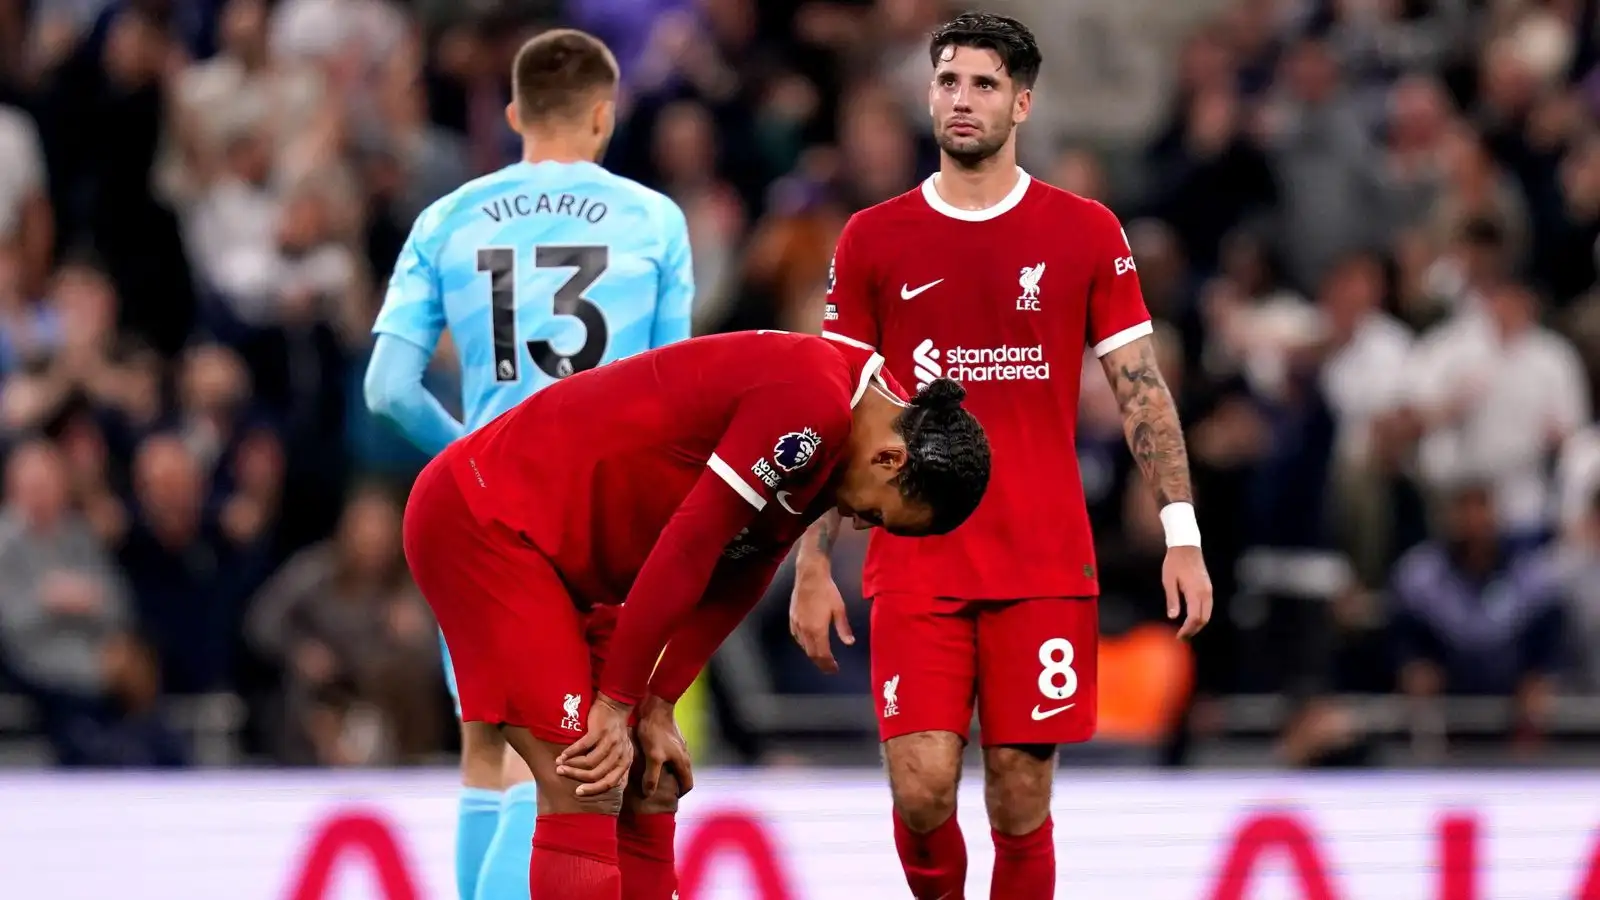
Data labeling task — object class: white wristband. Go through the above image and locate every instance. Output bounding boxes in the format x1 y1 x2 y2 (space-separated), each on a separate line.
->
1159 502 1202 548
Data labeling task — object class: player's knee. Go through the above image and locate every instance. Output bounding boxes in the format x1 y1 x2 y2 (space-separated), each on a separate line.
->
540 776 625 817
884 734 963 832
460 722 508 789
891 775 958 831
625 769 682 816
983 744 1055 835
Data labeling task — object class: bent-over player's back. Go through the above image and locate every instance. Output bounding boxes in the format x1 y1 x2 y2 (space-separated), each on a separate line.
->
447 330 873 602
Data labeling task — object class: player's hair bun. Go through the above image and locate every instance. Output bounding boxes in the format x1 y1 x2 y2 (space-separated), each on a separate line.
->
915 377 967 411
892 376 989 535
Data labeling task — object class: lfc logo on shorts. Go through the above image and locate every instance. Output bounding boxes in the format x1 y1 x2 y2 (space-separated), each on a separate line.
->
882 674 900 718
560 693 582 732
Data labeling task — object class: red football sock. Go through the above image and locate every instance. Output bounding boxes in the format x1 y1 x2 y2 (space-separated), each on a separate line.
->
529 813 621 900
991 816 1056 900
618 810 678 899
893 808 968 899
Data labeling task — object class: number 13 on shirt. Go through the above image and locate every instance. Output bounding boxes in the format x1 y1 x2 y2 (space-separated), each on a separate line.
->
478 244 610 381
371 164 699 434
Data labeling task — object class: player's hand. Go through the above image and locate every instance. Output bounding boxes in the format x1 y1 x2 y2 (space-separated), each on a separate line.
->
634 696 694 799
1163 546 1213 640
789 564 855 674
556 693 635 798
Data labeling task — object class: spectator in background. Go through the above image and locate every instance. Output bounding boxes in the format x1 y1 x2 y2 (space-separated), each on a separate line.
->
1404 281 1589 541
1428 124 1531 275
161 0 323 206
244 484 439 765
1391 481 1565 749
0 102 52 298
1531 130 1600 309
37 4 197 355
182 123 285 327
0 440 184 766
1147 82 1278 275
170 343 271 487
117 434 266 695
362 42 471 225
1260 33 1392 292
1382 74 1456 236
1315 252 1414 586
0 246 59 377
0 260 164 443
1324 0 1472 115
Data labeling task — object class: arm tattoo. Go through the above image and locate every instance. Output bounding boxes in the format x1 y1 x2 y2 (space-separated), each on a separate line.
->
1102 338 1193 507
816 512 837 555
799 509 842 565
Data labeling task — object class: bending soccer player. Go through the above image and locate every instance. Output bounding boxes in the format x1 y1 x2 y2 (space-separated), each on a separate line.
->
403 330 990 900
791 12 1214 899
362 29 694 900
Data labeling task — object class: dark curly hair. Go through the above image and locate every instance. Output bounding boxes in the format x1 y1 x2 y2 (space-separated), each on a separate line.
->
891 378 991 534
929 11 1042 89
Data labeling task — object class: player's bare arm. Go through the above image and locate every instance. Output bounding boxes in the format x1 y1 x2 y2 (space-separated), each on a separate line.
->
792 510 856 673
1099 335 1213 638
1102 336 1192 506
632 694 694 800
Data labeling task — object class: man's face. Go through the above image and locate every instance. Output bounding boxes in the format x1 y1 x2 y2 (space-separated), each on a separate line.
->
1447 488 1496 544
834 446 934 536
928 44 1028 165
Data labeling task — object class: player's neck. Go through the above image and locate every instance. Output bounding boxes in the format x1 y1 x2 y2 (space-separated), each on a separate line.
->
933 154 1021 211
850 390 902 449
520 138 599 166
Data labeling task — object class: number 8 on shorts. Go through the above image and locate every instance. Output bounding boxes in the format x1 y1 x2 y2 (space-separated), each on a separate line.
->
1036 637 1078 702
976 596 1098 746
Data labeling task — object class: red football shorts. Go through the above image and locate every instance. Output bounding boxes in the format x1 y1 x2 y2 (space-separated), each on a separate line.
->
869 594 1098 746
403 455 616 745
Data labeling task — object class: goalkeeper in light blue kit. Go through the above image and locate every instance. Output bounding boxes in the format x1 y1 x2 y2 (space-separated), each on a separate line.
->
363 29 693 900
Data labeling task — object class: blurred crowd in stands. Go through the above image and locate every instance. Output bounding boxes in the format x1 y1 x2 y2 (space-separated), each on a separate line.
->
0 0 1598 768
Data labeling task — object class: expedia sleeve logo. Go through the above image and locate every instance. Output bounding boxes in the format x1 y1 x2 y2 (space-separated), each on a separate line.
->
826 256 837 295
773 428 821 472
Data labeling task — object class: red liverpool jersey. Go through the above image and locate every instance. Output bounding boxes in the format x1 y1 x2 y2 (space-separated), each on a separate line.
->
823 169 1152 600
445 330 886 702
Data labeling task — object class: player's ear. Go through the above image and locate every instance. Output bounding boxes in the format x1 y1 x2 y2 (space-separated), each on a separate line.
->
594 97 616 136
871 444 908 475
1013 87 1031 124
504 101 521 134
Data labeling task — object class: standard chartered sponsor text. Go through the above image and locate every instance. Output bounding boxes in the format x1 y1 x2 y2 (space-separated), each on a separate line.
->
915 340 1051 386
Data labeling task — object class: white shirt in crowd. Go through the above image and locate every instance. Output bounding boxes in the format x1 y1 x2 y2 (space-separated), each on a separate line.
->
1321 312 1415 467
1408 312 1591 532
0 106 45 241
1556 425 1600 536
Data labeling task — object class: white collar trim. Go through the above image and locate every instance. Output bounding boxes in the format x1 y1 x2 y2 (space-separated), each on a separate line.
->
921 167 1031 221
851 354 886 408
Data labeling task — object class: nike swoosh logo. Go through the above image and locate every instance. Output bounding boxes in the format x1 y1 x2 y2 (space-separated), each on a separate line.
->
900 279 944 300
776 491 801 515
1030 703 1075 721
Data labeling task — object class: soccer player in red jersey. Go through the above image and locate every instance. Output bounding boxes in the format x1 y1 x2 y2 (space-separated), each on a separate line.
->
403 330 990 900
789 12 1214 899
